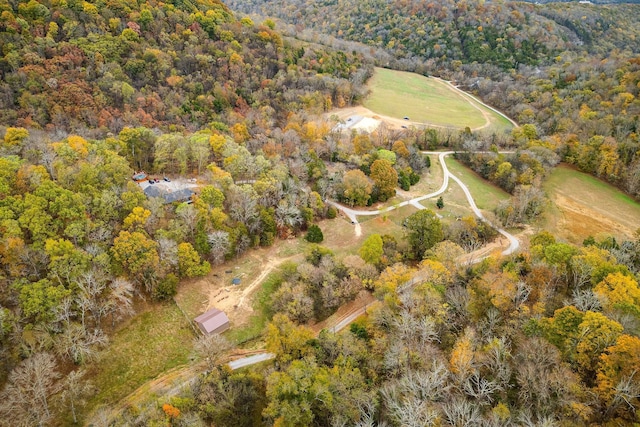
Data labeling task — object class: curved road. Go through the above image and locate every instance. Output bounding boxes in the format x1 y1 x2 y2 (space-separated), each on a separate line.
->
327 151 519 257
229 151 520 370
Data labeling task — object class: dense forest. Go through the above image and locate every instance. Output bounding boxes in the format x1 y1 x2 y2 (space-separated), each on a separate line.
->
0 0 639 425
230 0 640 199
0 0 370 133
110 231 640 426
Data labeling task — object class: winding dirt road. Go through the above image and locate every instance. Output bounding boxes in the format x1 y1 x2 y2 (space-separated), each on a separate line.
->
327 151 519 257
230 151 521 371
103 153 522 420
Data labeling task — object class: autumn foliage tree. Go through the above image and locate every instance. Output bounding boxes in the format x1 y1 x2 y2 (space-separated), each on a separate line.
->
112 230 160 291
370 159 398 201
341 169 372 207
596 334 640 420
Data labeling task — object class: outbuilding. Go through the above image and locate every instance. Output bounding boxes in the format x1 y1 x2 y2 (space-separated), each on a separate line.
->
194 308 230 335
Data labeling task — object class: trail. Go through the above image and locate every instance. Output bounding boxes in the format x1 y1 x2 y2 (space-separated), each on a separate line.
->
230 151 522 371
327 151 519 257
438 78 520 129
101 151 522 417
237 257 290 309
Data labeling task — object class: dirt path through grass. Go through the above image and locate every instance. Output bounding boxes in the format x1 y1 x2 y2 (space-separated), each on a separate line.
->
237 256 294 309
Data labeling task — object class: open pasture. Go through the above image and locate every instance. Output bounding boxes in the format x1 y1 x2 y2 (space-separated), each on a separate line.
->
363 68 513 132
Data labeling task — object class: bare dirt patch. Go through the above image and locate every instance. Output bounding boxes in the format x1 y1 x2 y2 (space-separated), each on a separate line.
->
175 243 303 328
328 105 445 131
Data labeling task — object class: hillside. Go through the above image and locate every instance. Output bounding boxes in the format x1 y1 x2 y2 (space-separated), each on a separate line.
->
0 0 639 426
228 0 640 200
228 0 639 67
0 0 368 133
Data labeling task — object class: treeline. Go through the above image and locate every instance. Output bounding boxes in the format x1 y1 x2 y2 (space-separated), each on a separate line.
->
228 0 640 200
0 96 439 423
475 54 640 200
0 123 331 424
0 0 369 133
228 0 574 69
106 230 640 425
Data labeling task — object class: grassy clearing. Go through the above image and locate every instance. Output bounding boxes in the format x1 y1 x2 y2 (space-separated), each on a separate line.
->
423 184 475 224
396 154 443 199
363 68 509 131
226 272 285 345
445 157 511 211
86 301 195 413
542 164 640 243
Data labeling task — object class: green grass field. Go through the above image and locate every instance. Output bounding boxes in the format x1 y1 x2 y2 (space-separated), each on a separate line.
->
445 157 511 211
363 68 513 131
85 301 195 414
542 164 640 243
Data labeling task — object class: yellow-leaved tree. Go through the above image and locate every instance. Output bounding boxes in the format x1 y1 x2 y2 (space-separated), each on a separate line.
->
596 334 640 418
594 272 640 317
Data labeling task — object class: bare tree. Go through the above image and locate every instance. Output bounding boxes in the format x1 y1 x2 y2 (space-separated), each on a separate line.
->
58 369 93 424
393 310 439 348
54 323 108 364
481 337 512 388
568 288 602 312
106 278 135 328
0 353 61 427
226 185 259 230
55 297 75 328
87 406 112 427
442 397 482 427
207 230 230 265
176 203 199 238
356 400 385 427
462 372 502 405
235 234 251 258
516 337 579 418
75 270 108 328
381 385 439 427
157 237 178 269
194 333 232 370
383 339 410 377
275 199 303 231
605 371 640 420
398 361 450 402
513 281 532 308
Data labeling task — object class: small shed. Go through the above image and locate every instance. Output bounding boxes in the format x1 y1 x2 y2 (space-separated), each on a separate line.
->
194 308 230 335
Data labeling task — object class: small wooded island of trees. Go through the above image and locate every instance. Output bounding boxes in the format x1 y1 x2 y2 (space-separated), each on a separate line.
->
0 0 639 425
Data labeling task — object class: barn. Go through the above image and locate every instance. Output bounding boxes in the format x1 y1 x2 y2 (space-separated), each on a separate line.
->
194 308 230 335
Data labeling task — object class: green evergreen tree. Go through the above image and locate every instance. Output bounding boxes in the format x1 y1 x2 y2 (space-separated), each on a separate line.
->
305 225 324 243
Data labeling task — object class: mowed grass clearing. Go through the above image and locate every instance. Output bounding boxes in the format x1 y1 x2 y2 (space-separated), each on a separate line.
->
542 164 640 244
85 301 195 415
445 157 511 211
363 67 511 131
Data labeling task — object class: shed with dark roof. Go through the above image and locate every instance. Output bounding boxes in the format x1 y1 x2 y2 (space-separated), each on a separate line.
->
194 308 230 335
